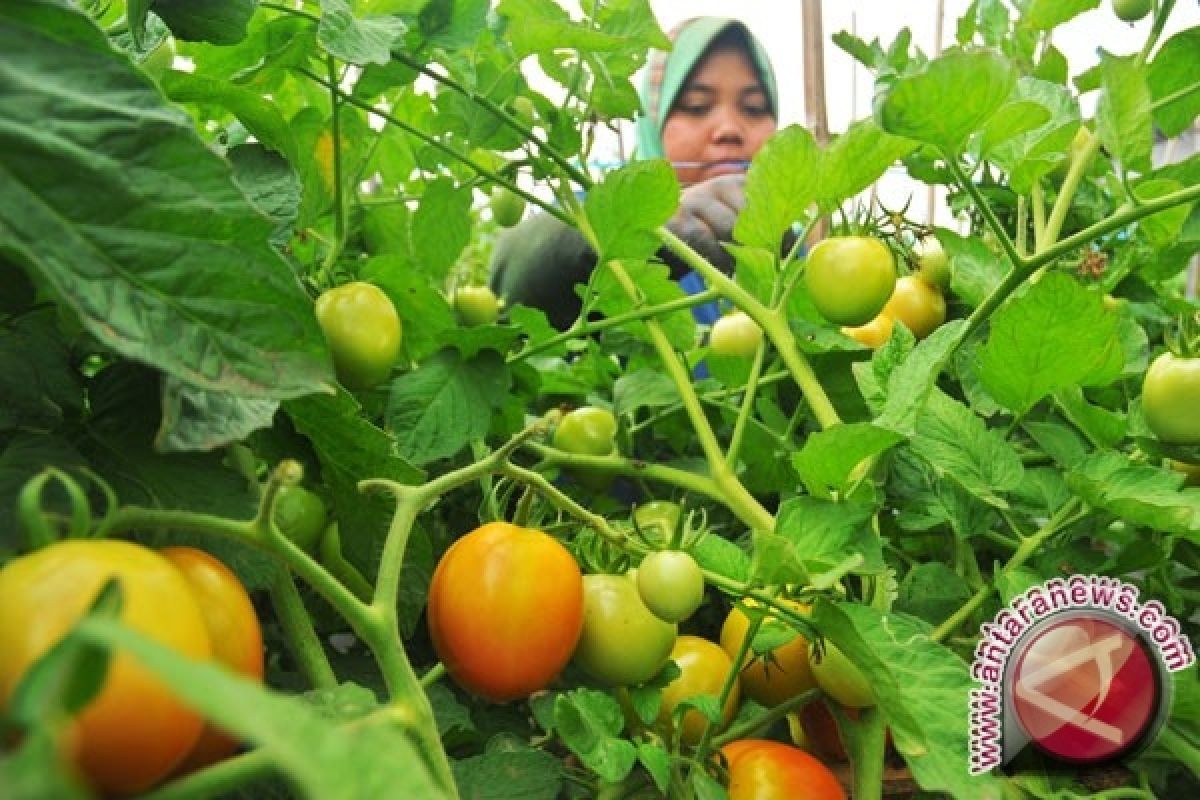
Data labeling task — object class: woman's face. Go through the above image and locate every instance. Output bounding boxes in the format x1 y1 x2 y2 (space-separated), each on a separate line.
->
660 46 777 186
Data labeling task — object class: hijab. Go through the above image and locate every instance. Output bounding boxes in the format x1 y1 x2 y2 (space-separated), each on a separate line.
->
633 17 779 162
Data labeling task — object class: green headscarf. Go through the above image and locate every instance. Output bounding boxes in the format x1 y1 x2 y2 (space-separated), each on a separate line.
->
633 17 779 161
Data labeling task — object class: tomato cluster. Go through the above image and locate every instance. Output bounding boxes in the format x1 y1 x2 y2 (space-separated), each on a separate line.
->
0 541 262 795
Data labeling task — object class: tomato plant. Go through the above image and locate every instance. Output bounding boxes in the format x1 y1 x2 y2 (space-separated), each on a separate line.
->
573 573 677 686
658 635 739 745
809 642 875 709
272 485 328 554
427 522 584 701
0 540 211 796
636 550 705 623
881 275 946 339
314 282 403 390
803 236 896 326
720 599 816 708
159 547 263 772
454 286 500 326
1141 352 1200 445
553 406 618 456
721 739 846 800
710 311 763 358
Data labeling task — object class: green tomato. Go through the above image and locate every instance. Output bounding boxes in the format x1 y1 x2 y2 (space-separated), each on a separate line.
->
809 641 874 709
636 551 705 623
632 501 682 545
454 286 500 326
804 236 897 327
273 486 328 554
1142 352 1200 445
573 573 677 686
710 311 763 358
315 282 402 390
1112 0 1152 22
510 96 537 128
913 236 951 291
490 186 526 228
553 406 618 457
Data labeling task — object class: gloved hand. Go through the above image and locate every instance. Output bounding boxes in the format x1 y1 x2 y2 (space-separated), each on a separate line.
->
666 173 746 274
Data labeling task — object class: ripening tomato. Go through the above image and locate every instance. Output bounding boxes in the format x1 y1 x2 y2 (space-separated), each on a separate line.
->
1141 352 1200 445
636 550 705 623
315 282 403 390
840 315 894 350
721 739 846 800
881 275 946 339
454 286 500 326
710 312 763 358
809 641 875 709
427 522 584 701
720 599 816 708
0 540 212 796
658 635 739 744
573 573 677 686
804 236 896 326
160 547 263 773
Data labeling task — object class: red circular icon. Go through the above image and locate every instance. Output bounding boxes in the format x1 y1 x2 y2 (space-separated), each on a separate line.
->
1011 615 1159 764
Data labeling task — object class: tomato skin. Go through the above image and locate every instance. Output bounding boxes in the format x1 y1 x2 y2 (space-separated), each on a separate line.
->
553 406 618 457
454 286 500 326
1112 0 1152 22
315 282 402 390
710 311 763 358
809 642 875 709
427 522 584 702
0 540 212 796
720 599 816 708
573 573 677 686
658 635 739 744
1142 352 1200 445
881 275 946 339
840 315 894 349
489 186 526 228
272 486 328 554
804 236 896 326
636 551 705 623
160 547 264 773
913 236 951 291
721 739 846 800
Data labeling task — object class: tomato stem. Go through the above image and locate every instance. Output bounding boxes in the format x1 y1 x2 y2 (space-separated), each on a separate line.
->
269 570 338 690
138 748 274 800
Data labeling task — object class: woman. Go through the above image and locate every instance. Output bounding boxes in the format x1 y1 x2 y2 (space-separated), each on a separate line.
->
488 17 780 330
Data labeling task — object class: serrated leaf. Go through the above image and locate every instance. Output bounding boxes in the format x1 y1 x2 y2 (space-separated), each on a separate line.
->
156 378 280 453
815 119 917 210
896 563 972 625
151 0 256 45
877 321 967 436
553 690 637 783
986 77 1080 194
979 274 1123 415
754 497 883 585
496 0 631 57
319 0 407 65
636 741 671 793
1148 28 1200 138
590 261 695 351
585 160 678 263
1096 53 1154 175
451 745 564 800
614 369 680 415
792 423 904 496
1133 178 1193 249
1067 451 1200 539
1021 0 1098 30
874 50 1018 152
735 125 819 250
412 178 474 279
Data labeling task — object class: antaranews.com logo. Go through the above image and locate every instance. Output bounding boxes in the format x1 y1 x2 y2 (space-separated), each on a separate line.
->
969 575 1194 774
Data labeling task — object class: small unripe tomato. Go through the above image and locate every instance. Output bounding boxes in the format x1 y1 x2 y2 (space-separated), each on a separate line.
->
804 236 896 327
913 236 951 291
1141 352 1200 445
710 311 763 358
272 485 328 554
636 551 705 623
1112 0 1152 22
454 286 500 326
573 573 677 686
315 282 402 390
553 406 618 457
489 186 526 228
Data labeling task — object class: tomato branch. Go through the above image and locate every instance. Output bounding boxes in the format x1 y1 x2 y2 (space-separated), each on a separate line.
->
269 570 339 690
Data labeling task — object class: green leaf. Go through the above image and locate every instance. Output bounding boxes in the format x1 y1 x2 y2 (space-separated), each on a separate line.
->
496 0 631 57
815 119 917 210
979 273 1123 415
161 71 298 162
754 497 883 585
877 321 968 435
1148 28 1200 138
874 49 1018 152
1021 0 1098 30
416 0 488 50
1133 178 1193 249
636 741 671 794
151 0 257 44
0 311 83 435
590 261 695 352
986 77 1080 194
319 0 408 65
691 533 752 584
1068 452 1200 539
613 369 680 416
553 690 637 784
910 390 1024 509
385 350 509 465
362 257 457 362
896 563 972 625
940 230 1008 309
813 602 1012 799
1052 386 1128 449
156 378 280 453
585 160 678 263
0 725 90 799
73 616 451 800
1096 53 1154 175
412 178 474 279
451 743 564 800
229 144 302 250
0 9 333 399
735 125 819 250
792 423 904 496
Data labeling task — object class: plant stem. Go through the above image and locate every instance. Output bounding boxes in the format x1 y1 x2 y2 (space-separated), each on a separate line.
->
726 337 769 471
321 56 346 274
419 662 447 689
139 749 275 800
269 570 338 690
943 156 1024 268
711 688 822 748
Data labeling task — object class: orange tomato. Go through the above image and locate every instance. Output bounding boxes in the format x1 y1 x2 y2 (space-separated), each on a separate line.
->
720 599 816 708
721 739 846 800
